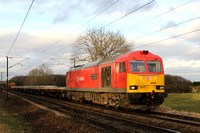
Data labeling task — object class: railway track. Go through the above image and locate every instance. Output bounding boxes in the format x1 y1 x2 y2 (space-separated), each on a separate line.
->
147 110 200 127
151 110 200 122
119 109 200 128
9 90 181 133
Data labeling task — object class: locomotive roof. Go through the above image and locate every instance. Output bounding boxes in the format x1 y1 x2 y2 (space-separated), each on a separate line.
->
70 54 120 71
70 50 161 71
115 50 161 61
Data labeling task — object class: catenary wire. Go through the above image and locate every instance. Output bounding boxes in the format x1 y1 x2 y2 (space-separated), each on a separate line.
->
52 28 200 74
17 0 195 76
24 27 200 76
133 28 200 49
36 0 119 57
20 0 155 74
71 15 200 57
7 0 35 55
130 16 200 41
123 0 193 32
101 0 155 28
51 0 200 70
21 0 120 73
41 0 155 59
30 0 193 63
29 0 194 75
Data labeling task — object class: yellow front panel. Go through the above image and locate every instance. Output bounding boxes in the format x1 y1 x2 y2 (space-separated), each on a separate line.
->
127 73 164 93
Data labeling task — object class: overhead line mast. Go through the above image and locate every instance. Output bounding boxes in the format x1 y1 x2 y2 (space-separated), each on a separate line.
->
6 56 30 100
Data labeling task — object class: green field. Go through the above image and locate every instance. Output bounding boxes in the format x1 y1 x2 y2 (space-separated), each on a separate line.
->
162 93 200 113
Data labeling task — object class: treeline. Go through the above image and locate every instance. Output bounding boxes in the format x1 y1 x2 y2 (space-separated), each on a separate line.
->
9 64 66 87
10 75 66 87
193 81 200 86
165 74 192 93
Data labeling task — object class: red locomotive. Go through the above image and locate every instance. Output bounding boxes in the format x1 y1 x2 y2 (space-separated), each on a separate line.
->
66 50 167 109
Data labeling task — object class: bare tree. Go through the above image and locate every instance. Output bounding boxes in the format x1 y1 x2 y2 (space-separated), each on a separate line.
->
26 68 39 85
25 64 53 85
39 64 53 76
73 28 133 65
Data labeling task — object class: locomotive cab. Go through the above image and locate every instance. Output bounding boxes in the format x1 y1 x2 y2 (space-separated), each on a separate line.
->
115 50 167 109
127 55 164 93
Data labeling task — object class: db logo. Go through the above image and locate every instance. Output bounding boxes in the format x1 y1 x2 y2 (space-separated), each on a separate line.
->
145 76 151 80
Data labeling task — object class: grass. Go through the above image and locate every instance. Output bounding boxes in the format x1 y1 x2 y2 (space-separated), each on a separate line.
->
0 112 28 133
0 94 32 133
162 93 200 113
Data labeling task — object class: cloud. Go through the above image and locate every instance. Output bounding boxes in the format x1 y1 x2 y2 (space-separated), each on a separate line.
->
169 20 200 43
176 1 200 16
52 0 111 24
164 57 200 68
0 0 33 11
50 0 157 24
53 13 71 24
0 28 77 57
0 0 158 25
146 40 200 61
161 21 178 29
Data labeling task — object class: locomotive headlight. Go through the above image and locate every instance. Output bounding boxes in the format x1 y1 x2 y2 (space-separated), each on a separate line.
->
130 86 138 90
156 86 164 90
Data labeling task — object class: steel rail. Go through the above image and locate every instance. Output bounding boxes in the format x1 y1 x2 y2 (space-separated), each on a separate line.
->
151 110 200 122
127 110 200 127
10 90 180 133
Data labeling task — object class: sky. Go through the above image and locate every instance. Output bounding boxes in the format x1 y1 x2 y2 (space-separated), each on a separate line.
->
0 0 200 82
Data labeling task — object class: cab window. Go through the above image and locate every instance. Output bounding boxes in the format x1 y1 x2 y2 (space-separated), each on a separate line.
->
130 61 146 72
147 61 162 73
